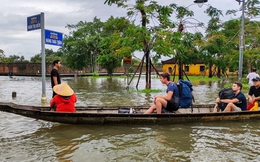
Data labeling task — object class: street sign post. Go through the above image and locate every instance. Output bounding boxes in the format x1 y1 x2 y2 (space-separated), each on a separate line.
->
40 12 47 105
27 12 47 105
27 13 63 105
45 29 63 46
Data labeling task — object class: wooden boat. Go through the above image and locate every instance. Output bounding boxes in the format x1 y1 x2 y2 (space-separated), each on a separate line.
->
0 102 260 124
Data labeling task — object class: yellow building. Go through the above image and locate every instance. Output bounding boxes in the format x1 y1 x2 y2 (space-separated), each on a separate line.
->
161 58 237 76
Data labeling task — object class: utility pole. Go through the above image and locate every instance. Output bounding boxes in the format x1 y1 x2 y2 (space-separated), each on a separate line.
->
238 0 245 82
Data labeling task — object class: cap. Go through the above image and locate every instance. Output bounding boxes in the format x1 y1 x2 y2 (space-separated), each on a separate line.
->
252 77 260 81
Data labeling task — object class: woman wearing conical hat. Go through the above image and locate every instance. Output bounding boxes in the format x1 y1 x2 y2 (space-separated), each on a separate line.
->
50 83 77 112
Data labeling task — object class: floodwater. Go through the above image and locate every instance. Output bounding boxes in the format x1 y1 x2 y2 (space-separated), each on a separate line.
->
0 76 259 162
0 75 233 106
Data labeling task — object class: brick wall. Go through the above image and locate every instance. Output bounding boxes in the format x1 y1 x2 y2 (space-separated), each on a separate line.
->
0 62 162 75
0 63 74 75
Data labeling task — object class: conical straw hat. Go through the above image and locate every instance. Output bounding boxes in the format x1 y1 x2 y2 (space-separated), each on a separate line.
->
53 83 74 96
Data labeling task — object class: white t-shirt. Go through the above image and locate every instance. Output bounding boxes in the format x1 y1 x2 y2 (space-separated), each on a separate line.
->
247 72 259 86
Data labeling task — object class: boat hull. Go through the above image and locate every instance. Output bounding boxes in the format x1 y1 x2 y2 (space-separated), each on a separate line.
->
0 102 260 124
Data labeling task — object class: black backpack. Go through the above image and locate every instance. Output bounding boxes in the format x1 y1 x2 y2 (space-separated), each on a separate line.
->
218 88 235 111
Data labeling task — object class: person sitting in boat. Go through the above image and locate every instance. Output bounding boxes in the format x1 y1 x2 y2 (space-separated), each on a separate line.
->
248 77 260 106
213 82 247 112
50 83 77 112
144 72 179 114
246 68 259 87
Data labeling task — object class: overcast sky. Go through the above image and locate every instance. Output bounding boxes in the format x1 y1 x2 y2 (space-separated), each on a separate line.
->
0 0 244 60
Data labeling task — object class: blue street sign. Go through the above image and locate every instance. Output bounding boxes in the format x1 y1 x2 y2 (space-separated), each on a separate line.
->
27 14 41 31
45 29 63 46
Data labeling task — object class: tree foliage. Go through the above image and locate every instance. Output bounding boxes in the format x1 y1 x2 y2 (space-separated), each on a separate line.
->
0 49 4 55
30 49 62 63
0 49 4 61
97 17 135 76
19 0 260 81
104 0 202 87
0 54 28 63
61 16 133 73
225 0 260 74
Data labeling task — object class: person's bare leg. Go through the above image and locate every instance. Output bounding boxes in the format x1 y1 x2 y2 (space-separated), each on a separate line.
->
213 103 219 113
155 98 168 114
213 98 220 113
144 104 156 114
223 103 237 112
156 102 162 114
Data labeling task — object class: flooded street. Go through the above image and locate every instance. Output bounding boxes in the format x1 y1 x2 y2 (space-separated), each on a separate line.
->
0 76 259 161
0 76 233 106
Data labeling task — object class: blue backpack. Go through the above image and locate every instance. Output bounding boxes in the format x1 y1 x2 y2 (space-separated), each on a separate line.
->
177 79 194 108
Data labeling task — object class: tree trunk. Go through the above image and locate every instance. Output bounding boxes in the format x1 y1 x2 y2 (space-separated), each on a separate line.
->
247 59 251 74
209 64 213 78
140 5 151 89
177 22 184 80
145 50 151 89
178 61 183 80
217 67 221 78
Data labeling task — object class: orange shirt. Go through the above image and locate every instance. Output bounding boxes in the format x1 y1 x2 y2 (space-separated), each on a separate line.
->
50 94 77 112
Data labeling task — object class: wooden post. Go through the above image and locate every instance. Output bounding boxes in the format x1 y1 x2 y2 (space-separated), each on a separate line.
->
12 92 16 98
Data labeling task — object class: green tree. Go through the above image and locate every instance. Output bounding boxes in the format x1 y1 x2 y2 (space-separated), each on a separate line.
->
62 16 133 74
226 0 260 74
242 20 260 72
3 55 28 63
30 54 41 63
30 49 62 63
200 6 224 78
105 0 188 88
0 49 5 61
61 17 104 71
97 17 134 76
220 19 242 76
226 0 260 18
201 0 260 78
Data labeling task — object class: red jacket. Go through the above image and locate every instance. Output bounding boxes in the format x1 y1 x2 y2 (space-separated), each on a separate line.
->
50 94 77 112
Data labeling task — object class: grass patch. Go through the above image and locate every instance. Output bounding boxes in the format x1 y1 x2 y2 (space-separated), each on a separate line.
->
92 72 99 77
138 89 162 93
223 77 250 91
152 75 221 82
85 73 221 82
126 89 162 94
169 75 221 82
86 74 222 83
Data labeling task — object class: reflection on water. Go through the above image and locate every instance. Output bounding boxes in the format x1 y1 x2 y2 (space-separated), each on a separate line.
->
190 123 260 161
0 76 258 161
1 114 260 161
